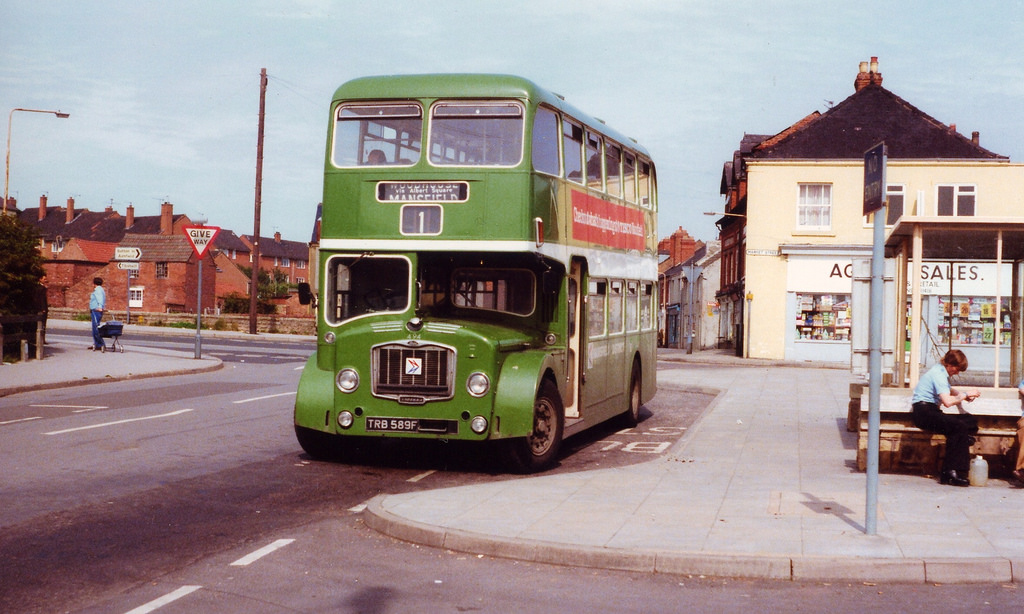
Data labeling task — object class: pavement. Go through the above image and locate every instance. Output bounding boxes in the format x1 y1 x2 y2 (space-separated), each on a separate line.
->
5 321 1024 583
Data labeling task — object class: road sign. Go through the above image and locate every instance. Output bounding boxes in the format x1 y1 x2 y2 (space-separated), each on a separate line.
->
115 246 142 261
117 261 140 271
863 142 887 215
183 225 221 259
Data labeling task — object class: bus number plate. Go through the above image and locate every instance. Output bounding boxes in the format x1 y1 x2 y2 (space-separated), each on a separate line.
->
366 417 419 432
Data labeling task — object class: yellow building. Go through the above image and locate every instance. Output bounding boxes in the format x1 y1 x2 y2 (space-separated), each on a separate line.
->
726 59 1024 363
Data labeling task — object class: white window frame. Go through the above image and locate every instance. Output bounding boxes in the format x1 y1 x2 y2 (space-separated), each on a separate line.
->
936 184 976 216
129 286 144 308
863 184 905 227
797 183 832 230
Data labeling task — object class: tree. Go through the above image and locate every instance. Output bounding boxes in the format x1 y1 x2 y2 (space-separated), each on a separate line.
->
0 215 45 315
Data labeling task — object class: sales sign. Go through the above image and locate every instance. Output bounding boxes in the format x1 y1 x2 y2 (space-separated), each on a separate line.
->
183 225 221 259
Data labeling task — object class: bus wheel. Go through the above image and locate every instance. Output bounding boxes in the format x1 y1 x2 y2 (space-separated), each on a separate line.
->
505 379 564 473
295 425 339 461
620 361 642 428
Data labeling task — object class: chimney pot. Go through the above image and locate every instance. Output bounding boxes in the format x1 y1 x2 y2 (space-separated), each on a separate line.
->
38 194 47 221
854 60 872 92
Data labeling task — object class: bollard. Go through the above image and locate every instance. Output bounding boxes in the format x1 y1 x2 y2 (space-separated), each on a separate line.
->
21 339 29 362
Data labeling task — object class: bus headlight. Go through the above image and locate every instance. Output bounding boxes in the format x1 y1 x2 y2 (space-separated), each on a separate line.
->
336 368 359 393
466 372 490 397
470 415 489 434
337 411 354 429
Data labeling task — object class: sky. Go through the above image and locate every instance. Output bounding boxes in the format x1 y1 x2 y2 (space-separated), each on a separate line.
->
2 1 1023 245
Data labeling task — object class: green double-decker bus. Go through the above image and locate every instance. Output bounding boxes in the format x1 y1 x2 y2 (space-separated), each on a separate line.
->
295 74 658 472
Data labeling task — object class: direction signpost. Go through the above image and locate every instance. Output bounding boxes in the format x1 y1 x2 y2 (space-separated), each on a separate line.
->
114 246 142 324
183 225 221 359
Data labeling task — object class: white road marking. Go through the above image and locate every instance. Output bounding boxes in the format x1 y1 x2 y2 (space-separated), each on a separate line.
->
124 585 201 614
0 416 42 426
43 409 194 435
30 404 108 412
407 470 436 483
230 538 295 566
232 392 297 404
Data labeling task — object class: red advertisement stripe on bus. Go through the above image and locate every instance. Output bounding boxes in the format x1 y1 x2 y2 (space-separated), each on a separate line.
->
570 191 645 251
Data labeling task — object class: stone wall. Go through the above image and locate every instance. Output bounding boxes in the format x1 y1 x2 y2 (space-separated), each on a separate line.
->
49 307 315 336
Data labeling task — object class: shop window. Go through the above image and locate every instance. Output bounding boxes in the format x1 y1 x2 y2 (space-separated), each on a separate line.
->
796 293 850 341
938 296 1010 345
797 183 831 230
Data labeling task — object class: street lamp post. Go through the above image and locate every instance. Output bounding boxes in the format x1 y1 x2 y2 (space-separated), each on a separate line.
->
5 108 70 213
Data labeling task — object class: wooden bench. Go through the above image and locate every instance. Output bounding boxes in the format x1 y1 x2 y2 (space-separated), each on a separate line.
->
850 383 1021 477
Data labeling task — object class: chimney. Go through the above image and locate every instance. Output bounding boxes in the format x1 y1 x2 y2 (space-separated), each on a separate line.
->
854 61 871 91
972 131 980 145
38 194 47 221
868 56 883 86
855 57 883 91
65 196 75 224
274 231 282 243
160 201 173 235
125 204 135 229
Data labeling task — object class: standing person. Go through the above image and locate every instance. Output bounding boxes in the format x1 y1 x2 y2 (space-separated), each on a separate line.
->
89 277 106 351
911 349 980 486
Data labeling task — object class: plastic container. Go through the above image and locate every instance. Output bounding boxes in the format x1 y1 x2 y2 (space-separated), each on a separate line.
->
969 455 988 487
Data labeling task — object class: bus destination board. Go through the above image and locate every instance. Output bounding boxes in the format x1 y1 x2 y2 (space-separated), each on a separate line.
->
378 181 469 202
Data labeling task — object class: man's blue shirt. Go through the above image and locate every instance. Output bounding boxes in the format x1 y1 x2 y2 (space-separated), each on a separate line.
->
912 362 950 404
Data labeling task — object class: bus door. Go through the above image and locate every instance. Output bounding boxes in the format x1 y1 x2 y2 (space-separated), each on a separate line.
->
564 259 584 418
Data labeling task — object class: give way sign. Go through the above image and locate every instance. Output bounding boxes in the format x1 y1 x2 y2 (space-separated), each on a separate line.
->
183 225 221 260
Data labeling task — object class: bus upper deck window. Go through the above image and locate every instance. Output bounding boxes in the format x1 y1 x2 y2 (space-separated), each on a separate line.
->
605 142 622 198
429 102 524 167
638 159 652 208
585 131 602 190
333 104 422 168
532 107 560 176
623 151 637 203
563 119 584 184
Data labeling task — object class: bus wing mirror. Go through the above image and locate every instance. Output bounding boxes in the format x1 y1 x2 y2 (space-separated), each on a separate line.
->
298 282 314 305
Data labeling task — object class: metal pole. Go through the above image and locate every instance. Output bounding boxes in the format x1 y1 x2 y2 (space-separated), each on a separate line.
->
195 258 203 359
865 150 888 536
126 269 131 325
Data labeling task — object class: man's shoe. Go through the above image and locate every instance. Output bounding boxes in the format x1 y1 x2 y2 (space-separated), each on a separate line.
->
1012 469 1024 483
940 470 970 487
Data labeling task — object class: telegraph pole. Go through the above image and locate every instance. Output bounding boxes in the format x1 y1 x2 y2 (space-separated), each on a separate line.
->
249 68 267 334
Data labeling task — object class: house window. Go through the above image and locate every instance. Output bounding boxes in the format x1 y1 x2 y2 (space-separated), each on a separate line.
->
129 287 144 308
297 260 306 270
937 185 975 216
281 257 290 267
797 183 831 229
864 185 905 226
155 262 169 278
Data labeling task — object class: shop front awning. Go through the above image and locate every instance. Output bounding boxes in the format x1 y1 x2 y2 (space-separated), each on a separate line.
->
885 216 1024 388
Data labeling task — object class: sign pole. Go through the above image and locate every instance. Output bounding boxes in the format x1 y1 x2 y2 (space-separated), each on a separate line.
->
195 257 203 359
182 225 221 360
126 269 131 325
863 142 887 535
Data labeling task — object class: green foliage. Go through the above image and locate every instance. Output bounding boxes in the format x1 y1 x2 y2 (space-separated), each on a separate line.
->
238 265 292 299
0 215 46 315
220 291 276 314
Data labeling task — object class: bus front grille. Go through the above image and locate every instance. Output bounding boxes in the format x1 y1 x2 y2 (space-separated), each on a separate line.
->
372 343 455 403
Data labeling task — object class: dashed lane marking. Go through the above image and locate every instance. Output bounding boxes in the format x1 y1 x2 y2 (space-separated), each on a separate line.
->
232 392 297 404
407 470 436 483
230 538 296 566
43 409 194 435
124 585 202 614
